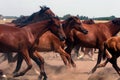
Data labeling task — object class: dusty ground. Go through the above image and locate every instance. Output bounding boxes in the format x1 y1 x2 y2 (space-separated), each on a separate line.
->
0 51 120 80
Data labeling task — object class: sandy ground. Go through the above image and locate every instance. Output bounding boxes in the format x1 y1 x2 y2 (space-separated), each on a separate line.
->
0 51 120 80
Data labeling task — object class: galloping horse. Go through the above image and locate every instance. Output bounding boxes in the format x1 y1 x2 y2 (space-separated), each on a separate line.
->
12 16 88 80
0 16 66 80
2 6 56 63
74 19 96 60
65 18 120 73
96 36 120 76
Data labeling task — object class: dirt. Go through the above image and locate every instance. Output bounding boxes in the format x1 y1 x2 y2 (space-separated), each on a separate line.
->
0 51 120 80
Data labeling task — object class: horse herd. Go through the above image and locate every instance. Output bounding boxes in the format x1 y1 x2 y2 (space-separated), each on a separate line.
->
0 6 120 80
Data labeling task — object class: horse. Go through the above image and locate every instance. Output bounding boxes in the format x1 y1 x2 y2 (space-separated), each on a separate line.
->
11 16 88 80
1 6 57 63
96 36 120 76
74 19 96 60
64 18 120 74
0 16 66 80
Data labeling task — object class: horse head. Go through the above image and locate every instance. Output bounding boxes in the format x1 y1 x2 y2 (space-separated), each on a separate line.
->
112 18 120 25
40 6 55 17
82 19 95 24
66 16 88 34
48 16 66 41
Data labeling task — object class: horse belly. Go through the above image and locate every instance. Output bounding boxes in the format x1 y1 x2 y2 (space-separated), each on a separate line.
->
36 41 53 52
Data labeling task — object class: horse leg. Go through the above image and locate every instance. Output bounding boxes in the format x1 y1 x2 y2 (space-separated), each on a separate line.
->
74 45 80 57
90 49 103 73
13 53 23 74
77 47 85 59
30 51 47 80
65 45 76 67
13 49 32 77
109 58 120 75
91 48 95 61
97 59 109 68
87 48 95 61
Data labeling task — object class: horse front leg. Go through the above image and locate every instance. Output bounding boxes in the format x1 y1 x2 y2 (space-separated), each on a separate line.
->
30 50 47 80
56 47 71 68
74 45 80 57
13 49 32 77
65 45 76 68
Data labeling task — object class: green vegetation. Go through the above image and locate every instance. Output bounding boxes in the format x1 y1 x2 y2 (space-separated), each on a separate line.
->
59 14 116 20
0 14 117 20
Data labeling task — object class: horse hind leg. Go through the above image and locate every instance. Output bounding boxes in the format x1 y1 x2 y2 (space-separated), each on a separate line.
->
13 49 32 77
13 53 23 74
90 50 102 73
109 58 120 75
97 58 109 68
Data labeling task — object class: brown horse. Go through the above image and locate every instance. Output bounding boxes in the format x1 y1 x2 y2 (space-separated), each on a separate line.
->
65 18 120 74
74 19 95 60
12 16 88 79
96 36 120 76
1 6 57 63
0 16 66 80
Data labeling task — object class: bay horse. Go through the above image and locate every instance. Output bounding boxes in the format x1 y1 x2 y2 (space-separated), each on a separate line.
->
96 36 120 76
65 18 120 74
12 16 88 80
74 19 96 60
0 16 66 80
1 6 57 63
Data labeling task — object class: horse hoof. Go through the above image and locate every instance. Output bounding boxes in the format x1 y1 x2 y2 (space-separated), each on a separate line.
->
13 72 20 77
72 64 76 68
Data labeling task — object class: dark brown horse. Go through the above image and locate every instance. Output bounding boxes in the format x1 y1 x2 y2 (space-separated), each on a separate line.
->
12 16 88 79
74 19 95 60
96 36 120 76
0 16 66 80
65 18 120 74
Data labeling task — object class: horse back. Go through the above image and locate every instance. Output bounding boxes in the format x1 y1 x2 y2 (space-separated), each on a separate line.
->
0 24 34 52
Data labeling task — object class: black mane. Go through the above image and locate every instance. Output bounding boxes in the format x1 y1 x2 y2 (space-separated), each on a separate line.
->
12 6 53 27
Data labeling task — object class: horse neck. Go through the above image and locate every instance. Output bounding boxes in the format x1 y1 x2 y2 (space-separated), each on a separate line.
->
24 21 49 38
107 22 120 36
62 21 72 36
18 13 50 27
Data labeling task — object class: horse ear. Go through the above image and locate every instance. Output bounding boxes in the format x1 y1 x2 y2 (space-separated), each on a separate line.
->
40 6 43 9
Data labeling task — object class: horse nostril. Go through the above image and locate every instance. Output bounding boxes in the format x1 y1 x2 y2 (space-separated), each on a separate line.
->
63 37 66 40
84 30 88 34
60 37 66 41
